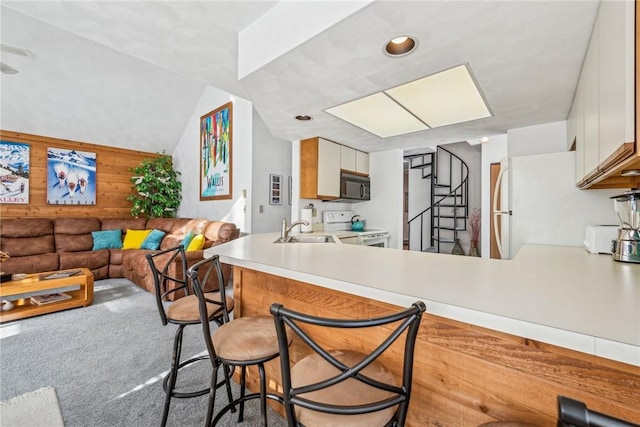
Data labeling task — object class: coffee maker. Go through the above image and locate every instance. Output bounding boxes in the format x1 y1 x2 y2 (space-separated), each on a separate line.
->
611 189 640 263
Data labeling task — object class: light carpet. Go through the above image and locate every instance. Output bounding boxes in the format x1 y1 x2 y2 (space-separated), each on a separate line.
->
0 278 287 427
0 386 64 427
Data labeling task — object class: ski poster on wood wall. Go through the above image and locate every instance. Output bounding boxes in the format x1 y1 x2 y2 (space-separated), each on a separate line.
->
47 147 96 205
200 102 233 200
0 140 29 204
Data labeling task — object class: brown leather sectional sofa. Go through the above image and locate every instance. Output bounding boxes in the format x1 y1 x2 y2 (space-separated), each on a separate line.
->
0 217 240 295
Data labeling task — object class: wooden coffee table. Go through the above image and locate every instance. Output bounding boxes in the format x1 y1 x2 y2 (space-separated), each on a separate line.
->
0 268 94 323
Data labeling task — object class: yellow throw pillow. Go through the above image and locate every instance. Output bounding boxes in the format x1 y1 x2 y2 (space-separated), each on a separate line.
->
122 229 152 249
186 234 205 251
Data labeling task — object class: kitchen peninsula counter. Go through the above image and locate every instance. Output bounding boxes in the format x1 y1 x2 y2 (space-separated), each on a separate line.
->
206 232 639 366
206 232 640 425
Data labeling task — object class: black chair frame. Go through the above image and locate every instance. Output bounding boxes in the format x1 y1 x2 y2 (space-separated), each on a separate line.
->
189 255 282 427
557 395 639 427
270 301 426 427
147 245 226 427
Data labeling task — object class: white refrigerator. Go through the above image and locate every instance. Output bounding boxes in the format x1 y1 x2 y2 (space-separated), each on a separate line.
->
492 151 620 259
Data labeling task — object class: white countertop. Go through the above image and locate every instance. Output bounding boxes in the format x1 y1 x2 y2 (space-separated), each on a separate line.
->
206 233 640 365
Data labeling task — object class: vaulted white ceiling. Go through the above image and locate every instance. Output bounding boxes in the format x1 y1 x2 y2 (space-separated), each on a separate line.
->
0 1 600 154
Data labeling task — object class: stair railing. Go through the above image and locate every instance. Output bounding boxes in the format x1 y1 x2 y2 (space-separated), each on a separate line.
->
406 146 469 253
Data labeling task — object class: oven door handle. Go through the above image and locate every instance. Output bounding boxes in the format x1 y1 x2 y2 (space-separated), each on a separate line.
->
360 234 389 241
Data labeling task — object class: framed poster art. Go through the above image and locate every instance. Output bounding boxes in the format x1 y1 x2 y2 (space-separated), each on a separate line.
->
269 174 282 205
0 140 30 204
200 102 233 200
47 147 96 205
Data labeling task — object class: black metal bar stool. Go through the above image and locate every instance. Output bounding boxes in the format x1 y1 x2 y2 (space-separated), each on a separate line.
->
188 254 292 427
270 301 426 427
146 245 234 427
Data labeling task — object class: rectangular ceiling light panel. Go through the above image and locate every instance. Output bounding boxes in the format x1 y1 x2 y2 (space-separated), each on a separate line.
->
385 64 491 128
325 92 429 138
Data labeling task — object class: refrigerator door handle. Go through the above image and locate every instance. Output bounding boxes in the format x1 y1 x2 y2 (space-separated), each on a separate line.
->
492 165 508 258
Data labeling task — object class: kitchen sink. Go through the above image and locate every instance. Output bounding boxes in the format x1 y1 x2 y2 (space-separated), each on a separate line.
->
274 235 336 244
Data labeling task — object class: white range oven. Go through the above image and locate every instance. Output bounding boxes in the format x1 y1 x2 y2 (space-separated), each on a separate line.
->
322 211 390 248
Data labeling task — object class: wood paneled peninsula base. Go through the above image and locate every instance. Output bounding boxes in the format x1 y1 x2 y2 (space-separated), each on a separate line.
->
231 267 640 426
0 268 94 323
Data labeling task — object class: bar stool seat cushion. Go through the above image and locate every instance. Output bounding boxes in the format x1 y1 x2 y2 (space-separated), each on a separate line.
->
292 349 398 427
166 293 234 322
213 316 287 361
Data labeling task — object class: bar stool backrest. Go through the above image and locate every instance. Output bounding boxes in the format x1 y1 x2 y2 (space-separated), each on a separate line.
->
271 301 426 427
187 254 231 358
146 245 189 326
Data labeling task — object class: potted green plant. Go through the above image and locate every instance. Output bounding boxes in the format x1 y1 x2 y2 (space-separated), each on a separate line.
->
128 152 182 218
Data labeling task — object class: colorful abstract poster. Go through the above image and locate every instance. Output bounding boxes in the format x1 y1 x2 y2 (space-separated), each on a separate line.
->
47 147 96 205
0 140 30 204
200 102 232 200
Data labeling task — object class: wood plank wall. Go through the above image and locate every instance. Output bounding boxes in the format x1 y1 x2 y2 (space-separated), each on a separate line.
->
234 266 640 426
0 130 161 219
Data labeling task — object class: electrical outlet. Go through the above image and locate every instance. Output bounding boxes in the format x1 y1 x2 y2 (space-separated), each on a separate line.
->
259 205 264 213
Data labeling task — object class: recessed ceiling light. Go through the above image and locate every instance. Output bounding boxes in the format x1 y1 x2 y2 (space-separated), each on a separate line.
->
384 35 417 57
295 115 312 121
480 136 490 143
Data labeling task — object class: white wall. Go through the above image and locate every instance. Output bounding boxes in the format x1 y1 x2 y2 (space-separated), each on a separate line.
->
0 8 205 155
357 149 404 249
481 121 620 259
507 120 567 157
173 86 252 233
251 109 292 233
407 165 431 250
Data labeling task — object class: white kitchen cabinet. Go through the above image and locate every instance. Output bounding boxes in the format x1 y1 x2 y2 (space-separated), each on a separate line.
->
340 145 356 171
340 145 369 175
300 137 340 199
582 17 599 179
570 0 639 189
569 71 586 184
597 0 635 165
318 138 341 197
355 150 369 175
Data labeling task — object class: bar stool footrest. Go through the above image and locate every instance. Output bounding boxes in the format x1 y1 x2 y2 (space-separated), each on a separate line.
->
163 355 211 399
211 392 283 425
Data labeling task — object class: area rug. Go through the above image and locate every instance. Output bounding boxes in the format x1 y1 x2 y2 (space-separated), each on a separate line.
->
0 386 64 427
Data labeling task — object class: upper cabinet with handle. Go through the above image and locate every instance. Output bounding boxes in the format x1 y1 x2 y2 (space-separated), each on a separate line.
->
569 0 640 189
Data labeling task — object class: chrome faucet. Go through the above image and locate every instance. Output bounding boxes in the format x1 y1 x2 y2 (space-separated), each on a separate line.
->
281 219 309 241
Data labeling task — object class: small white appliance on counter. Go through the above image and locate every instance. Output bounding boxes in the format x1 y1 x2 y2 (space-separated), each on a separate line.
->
584 225 619 254
323 210 390 248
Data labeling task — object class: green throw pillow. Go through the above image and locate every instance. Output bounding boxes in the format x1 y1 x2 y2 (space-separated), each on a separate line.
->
92 229 123 250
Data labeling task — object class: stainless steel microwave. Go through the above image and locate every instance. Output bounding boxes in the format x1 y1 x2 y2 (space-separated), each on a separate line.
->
338 172 370 202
